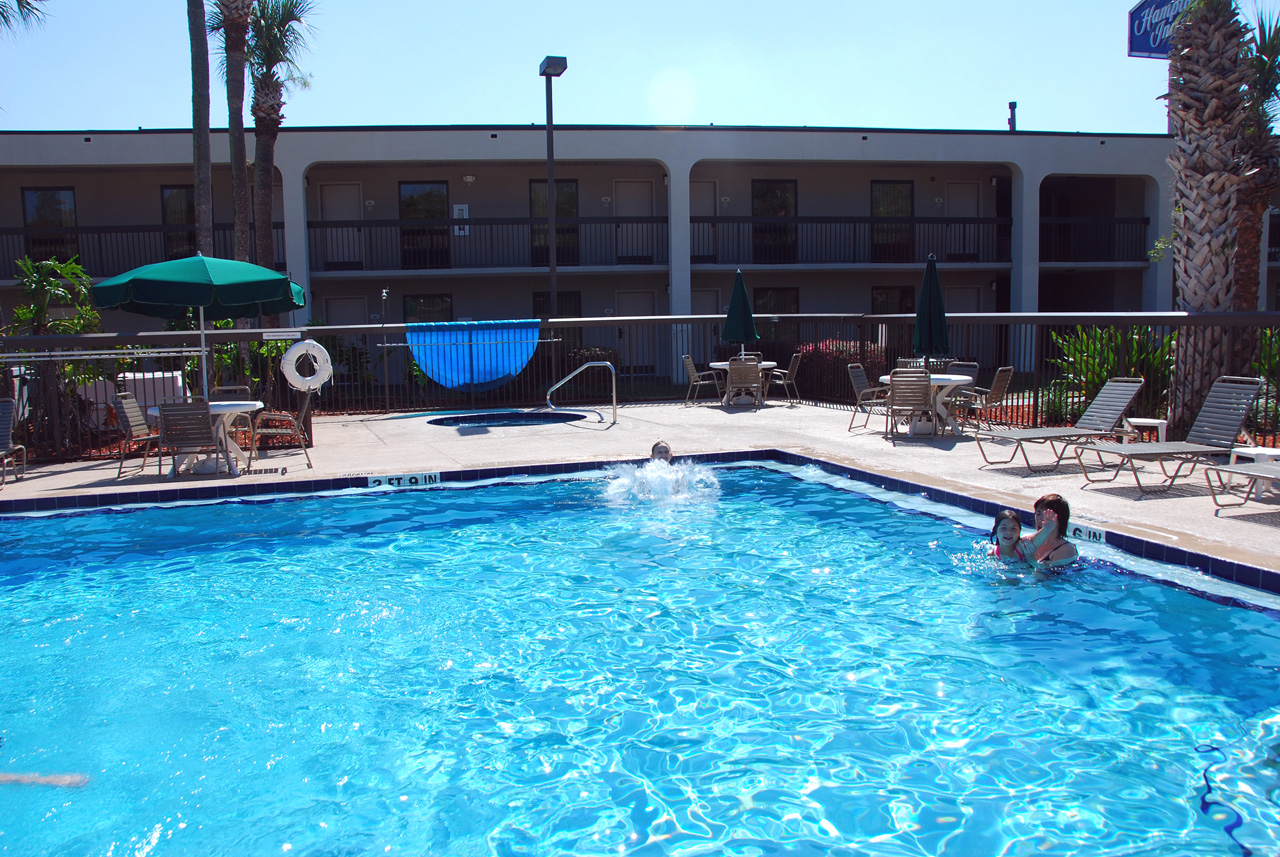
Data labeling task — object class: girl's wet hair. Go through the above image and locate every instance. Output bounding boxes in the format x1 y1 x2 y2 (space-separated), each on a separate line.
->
990 509 1022 543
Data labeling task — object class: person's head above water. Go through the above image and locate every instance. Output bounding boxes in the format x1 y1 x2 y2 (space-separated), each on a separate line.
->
990 509 1022 546
651 440 672 462
1034 494 1070 540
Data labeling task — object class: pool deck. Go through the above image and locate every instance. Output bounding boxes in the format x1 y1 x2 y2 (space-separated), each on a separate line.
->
4 400 1279 577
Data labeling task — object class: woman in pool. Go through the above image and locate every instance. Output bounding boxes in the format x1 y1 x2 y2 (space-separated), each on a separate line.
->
988 495 1078 569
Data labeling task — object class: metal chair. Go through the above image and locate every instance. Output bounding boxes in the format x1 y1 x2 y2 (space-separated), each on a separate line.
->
847 363 889 430
157 398 230 478
725 356 763 408
886 368 934 441
250 390 315 469
960 365 1013 429
769 353 802 404
111 391 160 478
0 398 26 489
682 355 723 406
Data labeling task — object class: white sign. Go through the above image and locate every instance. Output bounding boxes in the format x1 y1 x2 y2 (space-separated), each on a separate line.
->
453 204 469 236
368 473 441 489
262 330 303 341
1069 524 1106 544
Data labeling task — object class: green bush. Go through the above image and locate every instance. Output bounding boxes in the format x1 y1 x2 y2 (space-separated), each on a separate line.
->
1049 325 1175 417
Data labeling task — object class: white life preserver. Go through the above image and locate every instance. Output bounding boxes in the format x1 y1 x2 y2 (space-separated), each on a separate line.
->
281 339 333 392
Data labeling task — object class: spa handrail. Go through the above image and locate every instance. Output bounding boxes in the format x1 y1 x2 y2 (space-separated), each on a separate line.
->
546 361 617 424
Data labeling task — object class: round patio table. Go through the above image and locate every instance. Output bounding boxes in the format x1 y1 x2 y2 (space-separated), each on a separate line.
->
149 400 264 476
710 361 777 405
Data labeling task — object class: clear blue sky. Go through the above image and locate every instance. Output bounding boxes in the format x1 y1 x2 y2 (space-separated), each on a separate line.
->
2 0 1278 134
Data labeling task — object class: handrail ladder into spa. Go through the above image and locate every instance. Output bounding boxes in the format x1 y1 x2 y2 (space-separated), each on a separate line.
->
546 361 617 424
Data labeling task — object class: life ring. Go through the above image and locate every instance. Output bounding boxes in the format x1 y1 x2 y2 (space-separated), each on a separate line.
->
281 339 333 392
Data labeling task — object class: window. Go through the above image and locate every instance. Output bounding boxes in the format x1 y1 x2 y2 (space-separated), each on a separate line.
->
161 185 196 260
22 187 78 262
871 180 914 262
529 179 579 266
403 294 454 323
751 179 797 263
872 287 915 314
399 181 451 269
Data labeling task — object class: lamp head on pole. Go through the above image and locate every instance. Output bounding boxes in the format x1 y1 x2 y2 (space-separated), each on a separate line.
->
539 56 567 77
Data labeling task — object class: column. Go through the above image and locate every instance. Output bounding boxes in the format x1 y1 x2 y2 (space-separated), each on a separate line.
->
276 156 310 328
1009 167 1040 312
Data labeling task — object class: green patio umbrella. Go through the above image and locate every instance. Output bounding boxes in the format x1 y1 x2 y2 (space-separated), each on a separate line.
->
720 269 760 355
912 254 950 359
92 254 307 397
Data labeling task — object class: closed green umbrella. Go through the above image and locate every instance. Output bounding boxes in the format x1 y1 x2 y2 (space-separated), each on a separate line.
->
912 254 950 359
92 254 307 397
720 269 760 354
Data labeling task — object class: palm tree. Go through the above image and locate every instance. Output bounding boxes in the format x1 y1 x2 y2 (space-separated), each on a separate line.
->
1166 0 1250 429
188 0 214 256
209 0 255 262
0 0 46 30
1230 12 1280 311
248 0 314 272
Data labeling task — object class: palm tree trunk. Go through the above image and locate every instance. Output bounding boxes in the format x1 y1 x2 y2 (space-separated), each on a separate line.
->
252 110 280 277
223 12 252 262
1231 180 1276 311
188 0 214 256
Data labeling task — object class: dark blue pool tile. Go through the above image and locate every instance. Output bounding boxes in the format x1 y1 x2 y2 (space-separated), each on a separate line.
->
1163 545 1188 568
1259 569 1280 595
1209 556 1235 582
33 497 57 511
1185 553 1213 575
1236 564 1261 589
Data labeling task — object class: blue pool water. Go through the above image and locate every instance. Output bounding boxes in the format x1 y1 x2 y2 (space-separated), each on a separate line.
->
2 464 1279 856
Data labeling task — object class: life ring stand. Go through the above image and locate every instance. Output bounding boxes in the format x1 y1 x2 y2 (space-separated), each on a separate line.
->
281 339 333 392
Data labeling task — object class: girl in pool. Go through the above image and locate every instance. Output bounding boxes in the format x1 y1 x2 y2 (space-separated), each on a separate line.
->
989 509 1029 563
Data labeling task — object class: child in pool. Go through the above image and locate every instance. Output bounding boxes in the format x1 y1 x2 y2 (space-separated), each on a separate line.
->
989 509 1029 563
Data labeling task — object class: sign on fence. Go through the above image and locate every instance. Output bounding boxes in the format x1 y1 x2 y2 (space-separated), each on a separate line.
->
1128 0 1195 59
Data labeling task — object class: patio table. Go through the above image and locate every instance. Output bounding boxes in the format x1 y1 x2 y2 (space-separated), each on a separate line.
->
880 373 974 435
149 400 263 477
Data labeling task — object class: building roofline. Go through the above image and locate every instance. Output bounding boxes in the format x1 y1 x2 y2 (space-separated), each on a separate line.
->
0 124 1174 140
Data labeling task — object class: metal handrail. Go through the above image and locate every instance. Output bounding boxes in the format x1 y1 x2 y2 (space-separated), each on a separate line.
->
546 361 616 424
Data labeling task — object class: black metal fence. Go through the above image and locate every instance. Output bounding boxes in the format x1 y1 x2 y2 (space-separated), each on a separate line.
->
2 312 1277 462
0 224 288 279
1039 217 1150 263
307 217 670 272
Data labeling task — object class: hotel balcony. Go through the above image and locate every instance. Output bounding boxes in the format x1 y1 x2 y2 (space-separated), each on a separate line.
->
0 223 287 279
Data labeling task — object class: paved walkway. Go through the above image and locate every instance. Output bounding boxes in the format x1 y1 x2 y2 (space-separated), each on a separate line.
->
4 401 1278 572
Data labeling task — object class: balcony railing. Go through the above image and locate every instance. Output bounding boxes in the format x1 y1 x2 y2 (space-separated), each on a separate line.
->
689 216 1013 265
307 217 670 272
1039 217 1151 263
0 223 287 279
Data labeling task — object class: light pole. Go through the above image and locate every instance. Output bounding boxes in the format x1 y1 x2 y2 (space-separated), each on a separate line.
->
539 55 567 316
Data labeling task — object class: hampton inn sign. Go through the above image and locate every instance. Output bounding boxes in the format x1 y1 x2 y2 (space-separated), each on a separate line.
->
1128 0 1196 59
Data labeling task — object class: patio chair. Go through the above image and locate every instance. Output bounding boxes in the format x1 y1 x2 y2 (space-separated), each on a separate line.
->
847 363 889 430
249 390 315 469
769 353 802 404
158 398 231 478
973 376 1144 472
724 356 763 409
0 398 26 489
682 355 723 406
111 391 160 478
886 368 934 441
1203 460 1280 509
1076 375 1264 494
957 365 1013 429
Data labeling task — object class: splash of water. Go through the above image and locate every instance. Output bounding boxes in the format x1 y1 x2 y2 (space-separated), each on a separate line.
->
603 459 720 505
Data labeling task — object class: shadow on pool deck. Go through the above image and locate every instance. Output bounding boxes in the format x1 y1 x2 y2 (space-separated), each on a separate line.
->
2 401 1278 574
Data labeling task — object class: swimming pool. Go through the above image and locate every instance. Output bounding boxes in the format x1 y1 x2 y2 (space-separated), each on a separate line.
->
2 464 1279 855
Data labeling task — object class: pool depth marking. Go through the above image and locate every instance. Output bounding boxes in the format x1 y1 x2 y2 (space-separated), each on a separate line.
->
368 473 442 489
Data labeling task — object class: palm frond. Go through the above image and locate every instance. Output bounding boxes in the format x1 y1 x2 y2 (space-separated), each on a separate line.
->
0 0 48 31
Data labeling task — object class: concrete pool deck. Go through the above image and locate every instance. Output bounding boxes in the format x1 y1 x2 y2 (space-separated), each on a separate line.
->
3 400 1278 576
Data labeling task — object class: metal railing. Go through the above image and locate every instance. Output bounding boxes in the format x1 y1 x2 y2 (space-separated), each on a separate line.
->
690 216 1013 265
1039 217 1151 263
2 312 1276 462
307 216 670 272
0 223 287 278
547 361 616 423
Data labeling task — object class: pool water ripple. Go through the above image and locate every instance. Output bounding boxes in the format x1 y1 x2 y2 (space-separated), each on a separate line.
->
2 466 1279 855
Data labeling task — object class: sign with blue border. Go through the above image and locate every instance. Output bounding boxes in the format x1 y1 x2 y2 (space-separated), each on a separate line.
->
1129 0 1194 59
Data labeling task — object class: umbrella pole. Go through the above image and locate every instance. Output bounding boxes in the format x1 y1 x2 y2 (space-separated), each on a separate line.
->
199 306 209 400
